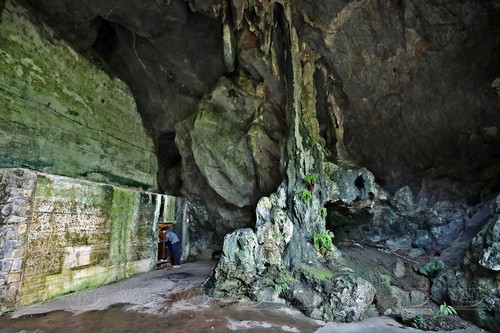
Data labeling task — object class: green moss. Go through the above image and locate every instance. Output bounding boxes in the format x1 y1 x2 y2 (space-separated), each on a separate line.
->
0 152 55 170
90 250 108 264
162 195 177 221
275 272 298 284
69 264 92 271
64 231 90 246
300 266 334 281
80 171 151 191
108 189 138 267
0 1 156 189
72 274 109 293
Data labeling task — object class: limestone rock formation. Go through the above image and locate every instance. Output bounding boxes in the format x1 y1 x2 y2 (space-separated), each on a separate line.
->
1 0 499 329
20 0 499 242
205 184 378 322
432 195 500 331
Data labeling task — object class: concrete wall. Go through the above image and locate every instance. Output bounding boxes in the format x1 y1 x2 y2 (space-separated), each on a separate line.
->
0 169 176 314
0 0 157 190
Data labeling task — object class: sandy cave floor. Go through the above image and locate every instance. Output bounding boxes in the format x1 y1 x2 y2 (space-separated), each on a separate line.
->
0 256 490 333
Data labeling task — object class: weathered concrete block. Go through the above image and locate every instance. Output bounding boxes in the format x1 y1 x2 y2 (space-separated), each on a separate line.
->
63 246 92 269
14 172 159 309
1 204 13 216
0 259 13 271
22 189 33 198
5 216 27 224
11 259 23 271
7 272 21 283
17 224 27 236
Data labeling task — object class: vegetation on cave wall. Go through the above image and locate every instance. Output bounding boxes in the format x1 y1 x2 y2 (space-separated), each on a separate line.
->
0 0 157 190
18 173 158 307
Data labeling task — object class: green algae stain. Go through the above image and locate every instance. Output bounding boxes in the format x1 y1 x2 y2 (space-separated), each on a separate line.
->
0 0 156 189
16 171 160 309
300 265 335 281
64 230 90 246
90 250 108 265
108 188 139 268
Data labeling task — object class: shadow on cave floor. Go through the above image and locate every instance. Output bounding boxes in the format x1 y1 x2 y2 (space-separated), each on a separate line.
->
0 259 488 333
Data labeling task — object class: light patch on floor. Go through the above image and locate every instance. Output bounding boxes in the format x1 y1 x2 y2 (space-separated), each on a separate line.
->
165 295 212 314
227 318 299 332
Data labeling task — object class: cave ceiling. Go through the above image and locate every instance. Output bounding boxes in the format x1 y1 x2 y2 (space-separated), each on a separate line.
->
28 0 500 230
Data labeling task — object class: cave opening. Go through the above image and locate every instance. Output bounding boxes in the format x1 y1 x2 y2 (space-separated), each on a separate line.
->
325 200 373 242
354 175 364 191
1 0 498 330
158 131 182 167
92 20 119 61
157 131 183 195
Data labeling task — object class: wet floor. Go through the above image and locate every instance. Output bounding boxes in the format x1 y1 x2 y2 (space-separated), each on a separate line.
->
0 261 489 333
0 261 320 333
0 298 321 333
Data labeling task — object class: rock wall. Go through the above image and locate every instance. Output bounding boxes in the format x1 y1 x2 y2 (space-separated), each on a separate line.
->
0 168 165 314
25 0 500 237
296 0 500 193
432 195 500 332
0 0 157 190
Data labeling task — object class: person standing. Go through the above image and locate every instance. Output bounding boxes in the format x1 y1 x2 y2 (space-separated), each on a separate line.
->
166 229 181 268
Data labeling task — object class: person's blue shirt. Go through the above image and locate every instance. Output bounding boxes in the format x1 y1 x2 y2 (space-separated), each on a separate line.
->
167 230 179 244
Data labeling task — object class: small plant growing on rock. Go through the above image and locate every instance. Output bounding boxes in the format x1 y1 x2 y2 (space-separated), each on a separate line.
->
411 314 427 329
439 302 457 316
429 309 438 321
418 260 445 278
306 137 318 146
304 172 319 189
313 230 334 255
274 283 289 295
298 189 313 203
318 207 327 218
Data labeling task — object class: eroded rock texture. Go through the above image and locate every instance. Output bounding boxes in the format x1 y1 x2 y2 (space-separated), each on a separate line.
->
297 0 500 194
3 0 500 329
432 195 500 331
0 0 157 189
25 0 500 242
